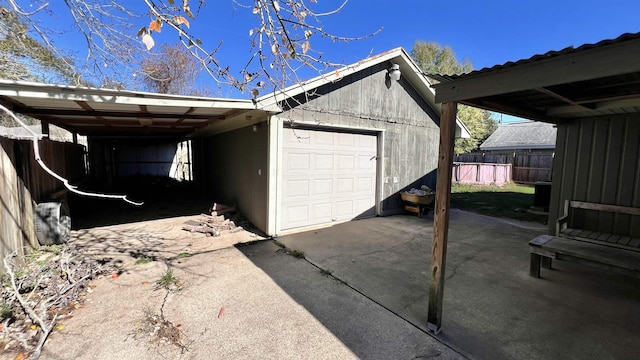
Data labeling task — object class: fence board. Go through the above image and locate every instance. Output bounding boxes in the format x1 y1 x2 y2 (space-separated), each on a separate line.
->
455 152 554 183
452 163 512 185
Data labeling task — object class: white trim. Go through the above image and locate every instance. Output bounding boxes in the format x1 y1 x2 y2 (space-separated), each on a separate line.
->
280 118 385 134
266 115 281 235
376 131 385 216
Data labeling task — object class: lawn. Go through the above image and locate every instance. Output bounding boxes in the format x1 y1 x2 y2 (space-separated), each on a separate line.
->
450 183 548 224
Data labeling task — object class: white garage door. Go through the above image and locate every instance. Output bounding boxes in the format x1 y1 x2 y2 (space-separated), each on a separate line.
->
280 128 377 231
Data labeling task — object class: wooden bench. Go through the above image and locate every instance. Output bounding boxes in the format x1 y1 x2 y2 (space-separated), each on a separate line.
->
529 200 640 278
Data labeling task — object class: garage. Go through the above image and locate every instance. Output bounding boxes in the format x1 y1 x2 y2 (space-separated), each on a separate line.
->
280 127 378 231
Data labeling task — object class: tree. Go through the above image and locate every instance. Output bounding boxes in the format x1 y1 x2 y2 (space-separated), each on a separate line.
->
411 41 497 154
0 6 81 84
138 43 204 95
3 1 379 97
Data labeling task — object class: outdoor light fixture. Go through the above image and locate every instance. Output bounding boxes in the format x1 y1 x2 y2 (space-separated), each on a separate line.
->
388 63 401 81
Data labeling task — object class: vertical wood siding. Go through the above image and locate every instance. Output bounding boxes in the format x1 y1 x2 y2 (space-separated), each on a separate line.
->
0 137 86 273
549 116 640 236
280 63 440 214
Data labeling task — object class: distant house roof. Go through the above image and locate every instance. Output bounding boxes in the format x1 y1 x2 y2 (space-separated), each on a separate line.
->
479 121 556 151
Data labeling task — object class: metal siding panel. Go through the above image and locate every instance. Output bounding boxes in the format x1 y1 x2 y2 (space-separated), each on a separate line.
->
561 121 581 228
615 117 638 235
599 119 625 234
583 119 607 230
548 125 566 234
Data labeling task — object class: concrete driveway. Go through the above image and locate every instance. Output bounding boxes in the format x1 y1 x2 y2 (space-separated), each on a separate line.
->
276 209 640 360
31 215 462 360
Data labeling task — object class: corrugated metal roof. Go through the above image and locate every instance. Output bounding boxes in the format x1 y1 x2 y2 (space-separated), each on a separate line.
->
427 32 640 123
480 121 556 151
430 32 640 82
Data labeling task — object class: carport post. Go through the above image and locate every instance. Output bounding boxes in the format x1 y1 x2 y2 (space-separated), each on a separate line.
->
427 101 457 334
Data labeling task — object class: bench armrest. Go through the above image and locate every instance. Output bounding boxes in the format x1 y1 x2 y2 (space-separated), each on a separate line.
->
556 215 569 235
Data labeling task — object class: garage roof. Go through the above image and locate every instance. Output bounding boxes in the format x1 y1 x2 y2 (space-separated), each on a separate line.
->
0 80 259 138
0 47 472 139
428 32 640 123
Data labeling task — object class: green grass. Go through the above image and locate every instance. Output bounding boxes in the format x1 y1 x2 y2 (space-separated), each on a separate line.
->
156 268 180 290
0 302 13 320
451 183 547 224
135 256 154 264
177 252 191 258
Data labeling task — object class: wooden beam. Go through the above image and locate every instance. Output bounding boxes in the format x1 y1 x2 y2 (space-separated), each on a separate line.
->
20 107 224 120
427 101 457 334
535 87 595 109
433 37 640 103
41 121 49 136
462 98 562 124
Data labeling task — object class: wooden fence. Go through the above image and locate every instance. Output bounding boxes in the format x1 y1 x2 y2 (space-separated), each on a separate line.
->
452 163 512 185
454 152 554 184
0 137 86 271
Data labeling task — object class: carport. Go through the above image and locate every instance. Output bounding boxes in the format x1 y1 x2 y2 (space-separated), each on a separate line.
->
427 33 640 331
0 80 264 186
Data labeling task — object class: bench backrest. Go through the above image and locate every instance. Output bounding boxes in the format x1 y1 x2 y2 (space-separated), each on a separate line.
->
566 200 640 216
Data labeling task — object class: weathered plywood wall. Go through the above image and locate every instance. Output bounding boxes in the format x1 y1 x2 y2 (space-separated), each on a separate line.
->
0 137 38 266
0 137 86 272
193 124 269 233
281 63 441 214
549 115 640 236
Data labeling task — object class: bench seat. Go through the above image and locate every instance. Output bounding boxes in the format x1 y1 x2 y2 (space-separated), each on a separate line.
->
529 234 640 279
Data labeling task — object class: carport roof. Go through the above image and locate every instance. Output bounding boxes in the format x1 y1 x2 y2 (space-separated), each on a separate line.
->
428 32 640 123
0 80 259 138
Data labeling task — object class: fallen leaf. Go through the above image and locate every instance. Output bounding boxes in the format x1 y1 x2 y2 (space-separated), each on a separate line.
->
111 273 120 279
218 307 225 318
56 324 65 331
30 325 39 330
141 281 150 285
13 353 25 360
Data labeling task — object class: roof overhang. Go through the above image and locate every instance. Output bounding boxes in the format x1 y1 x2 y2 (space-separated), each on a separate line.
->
429 33 640 123
0 80 261 138
258 47 471 138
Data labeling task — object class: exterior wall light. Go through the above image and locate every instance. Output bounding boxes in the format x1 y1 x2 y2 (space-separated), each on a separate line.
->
388 63 401 81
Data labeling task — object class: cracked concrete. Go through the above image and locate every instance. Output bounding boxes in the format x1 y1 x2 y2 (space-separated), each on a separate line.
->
31 214 462 360
276 209 640 360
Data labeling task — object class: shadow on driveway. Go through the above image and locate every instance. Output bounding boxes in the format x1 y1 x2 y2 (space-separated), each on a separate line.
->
269 210 640 360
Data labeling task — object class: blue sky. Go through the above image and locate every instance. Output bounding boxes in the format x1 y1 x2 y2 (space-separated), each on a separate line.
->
35 0 640 120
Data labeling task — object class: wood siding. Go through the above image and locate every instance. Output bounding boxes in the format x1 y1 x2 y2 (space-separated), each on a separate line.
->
194 124 269 232
0 137 86 272
280 63 440 214
549 116 640 236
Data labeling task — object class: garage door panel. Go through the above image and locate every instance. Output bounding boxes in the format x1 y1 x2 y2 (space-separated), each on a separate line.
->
281 128 377 231
357 177 374 191
287 205 309 223
286 179 310 197
313 203 333 220
286 153 310 170
336 178 354 193
315 154 334 169
335 200 354 217
313 179 333 195
357 155 375 170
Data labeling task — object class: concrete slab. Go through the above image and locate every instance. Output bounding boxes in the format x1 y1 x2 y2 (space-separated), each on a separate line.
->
31 215 462 360
276 209 640 360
